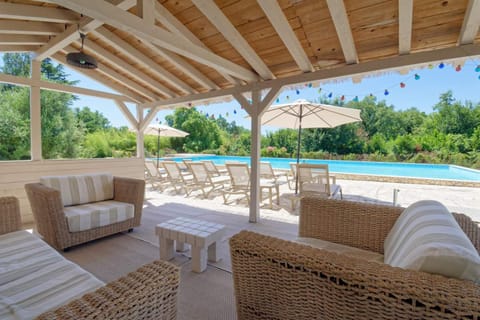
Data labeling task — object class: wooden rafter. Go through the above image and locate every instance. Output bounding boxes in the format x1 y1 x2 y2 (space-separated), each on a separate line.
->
140 41 219 90
0 2 80 24
0 45 40 52
192 0 275 80
325 0 358 64
94 26 195 94
154 1 238 86
52 52 147 103
0 20 64 35
257 1 314 73
81 40 175 98
49 0 259 82
459 0 480 45
137 0 154 26
399 0 413 55
34 0 136 61
0 35 49 45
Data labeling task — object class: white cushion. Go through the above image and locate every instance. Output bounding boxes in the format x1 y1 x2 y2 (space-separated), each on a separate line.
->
0 231 103 320
384 200 480 282
40 173 113 207
63 200 134 232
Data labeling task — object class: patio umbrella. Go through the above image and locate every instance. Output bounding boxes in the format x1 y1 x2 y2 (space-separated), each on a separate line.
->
262 99 362 192
144 124 189 167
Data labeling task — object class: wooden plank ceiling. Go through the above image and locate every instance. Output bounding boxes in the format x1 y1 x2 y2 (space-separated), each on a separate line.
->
0 0 479 108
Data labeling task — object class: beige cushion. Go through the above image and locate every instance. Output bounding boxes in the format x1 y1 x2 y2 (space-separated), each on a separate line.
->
40 173 114 206
63 200 134 232
294 237 384 263
384 200 480 282
0 230 103 320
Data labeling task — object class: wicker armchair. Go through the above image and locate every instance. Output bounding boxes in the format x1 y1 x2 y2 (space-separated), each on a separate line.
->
25 176 145 250
230 197 480 320
0 196 179 320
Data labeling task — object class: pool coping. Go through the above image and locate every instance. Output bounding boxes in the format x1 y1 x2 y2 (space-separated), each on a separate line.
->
332 172 480 188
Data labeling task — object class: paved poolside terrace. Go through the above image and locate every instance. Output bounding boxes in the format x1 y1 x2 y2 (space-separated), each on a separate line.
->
146 174 480 224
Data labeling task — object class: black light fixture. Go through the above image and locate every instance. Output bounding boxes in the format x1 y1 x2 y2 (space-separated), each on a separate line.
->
66 32 97 69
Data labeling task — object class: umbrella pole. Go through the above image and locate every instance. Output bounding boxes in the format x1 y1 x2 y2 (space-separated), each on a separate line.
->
156 130 161 168
295 105 303 194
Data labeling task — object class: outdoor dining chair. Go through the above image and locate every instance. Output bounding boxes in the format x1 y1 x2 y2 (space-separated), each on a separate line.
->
224 163 281 209
291 163 342 209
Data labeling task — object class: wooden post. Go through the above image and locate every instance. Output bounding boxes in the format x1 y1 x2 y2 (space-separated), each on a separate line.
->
234 84 281 222
30 60 42 161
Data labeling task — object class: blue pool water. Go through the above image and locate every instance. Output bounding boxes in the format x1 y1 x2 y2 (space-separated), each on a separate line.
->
160 155 480 182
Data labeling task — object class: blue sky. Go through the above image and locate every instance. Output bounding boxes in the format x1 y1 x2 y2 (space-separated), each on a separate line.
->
66 58 480 133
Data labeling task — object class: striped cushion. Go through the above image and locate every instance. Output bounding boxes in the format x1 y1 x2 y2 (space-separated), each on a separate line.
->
40 173 114 206
0 230 103 320
63 200 134 232
384 200 480 282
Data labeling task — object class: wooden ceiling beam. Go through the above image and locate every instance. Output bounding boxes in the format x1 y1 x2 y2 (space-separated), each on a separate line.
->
140 44 480 110
0 72 135 102
0 35 49 45
192 0 275 80
81 40 175 98
50 0 259 82
140 41 219 90
154 2 237 86
0 45 40 52
257 0 314 73
325 0 358 64
52 52 147 103
94 26 195 94
459 0 480 45
61 45 158 101
0 2 80 24
137 0 154 26
0 20 65 36
33 0 136 61
399 0 413 54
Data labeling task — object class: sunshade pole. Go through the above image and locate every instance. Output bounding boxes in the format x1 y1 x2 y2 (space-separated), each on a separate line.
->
295 104 303 194
156 129 161 168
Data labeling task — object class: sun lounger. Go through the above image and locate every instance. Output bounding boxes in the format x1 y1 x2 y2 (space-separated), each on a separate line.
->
189 162 230 198
260 161 288 182
161 161 196 195
145 160 170 191
201 160 228 177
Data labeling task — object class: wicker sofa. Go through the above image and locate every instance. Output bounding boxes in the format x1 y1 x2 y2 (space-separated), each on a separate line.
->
25 173 145 250
230 197 480 320
0 196 179 320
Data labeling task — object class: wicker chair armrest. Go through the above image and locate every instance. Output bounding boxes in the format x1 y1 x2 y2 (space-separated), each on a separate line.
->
230 231 480 320
299 197 403 253
0 196 22 235
113 177 145 225
36 260 179 320
24 183 70 249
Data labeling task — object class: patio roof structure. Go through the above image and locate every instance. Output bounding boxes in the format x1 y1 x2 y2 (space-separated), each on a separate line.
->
1 0 480 222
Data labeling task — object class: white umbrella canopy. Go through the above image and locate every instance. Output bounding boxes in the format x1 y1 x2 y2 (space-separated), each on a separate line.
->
262 99 362 193
262 99 361 129
142 124 189 167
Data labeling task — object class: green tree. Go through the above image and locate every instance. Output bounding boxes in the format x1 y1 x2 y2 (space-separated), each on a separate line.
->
165 108 223 152
75 107 111 134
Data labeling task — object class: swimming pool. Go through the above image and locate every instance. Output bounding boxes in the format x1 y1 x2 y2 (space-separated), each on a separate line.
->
162 155 480 183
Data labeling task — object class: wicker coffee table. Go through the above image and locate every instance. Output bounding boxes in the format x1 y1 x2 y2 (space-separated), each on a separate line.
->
155 217 226 273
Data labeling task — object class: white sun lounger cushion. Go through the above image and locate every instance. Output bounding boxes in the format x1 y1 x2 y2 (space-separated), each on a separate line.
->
40 173 114 207
0 230 104 320
384 200 480 283
63 200 134 232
